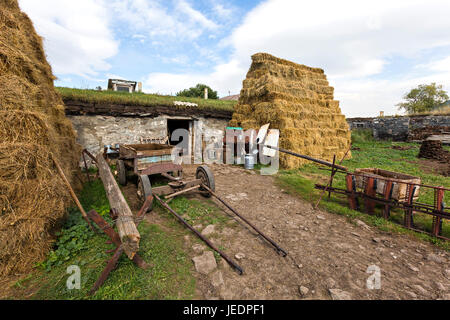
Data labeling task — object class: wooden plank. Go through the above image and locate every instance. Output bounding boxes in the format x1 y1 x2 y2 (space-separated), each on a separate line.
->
96 153 140 259
364 178 376 214
403 184 416 228
136 148 173 157
431 188 445 236
345 174 358 210
383 181 394 219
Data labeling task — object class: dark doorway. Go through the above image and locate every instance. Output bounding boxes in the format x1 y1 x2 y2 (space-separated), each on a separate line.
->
167 119 191 155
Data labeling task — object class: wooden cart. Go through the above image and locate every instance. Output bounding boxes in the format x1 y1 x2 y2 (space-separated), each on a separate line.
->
116 144 182 204
116 143 215 210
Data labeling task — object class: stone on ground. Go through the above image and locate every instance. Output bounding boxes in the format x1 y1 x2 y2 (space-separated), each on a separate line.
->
329 289 352 300
201 224 216 236
298 286 309 297
211 270 224 288
192 251 217 275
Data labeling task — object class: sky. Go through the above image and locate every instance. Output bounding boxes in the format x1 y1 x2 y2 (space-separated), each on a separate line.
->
18 0 450 117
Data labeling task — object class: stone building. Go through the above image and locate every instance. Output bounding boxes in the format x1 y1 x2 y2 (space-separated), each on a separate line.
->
63 98 232 164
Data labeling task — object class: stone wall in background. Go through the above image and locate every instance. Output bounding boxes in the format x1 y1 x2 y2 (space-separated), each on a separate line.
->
346 115 450 141
68 115 229 165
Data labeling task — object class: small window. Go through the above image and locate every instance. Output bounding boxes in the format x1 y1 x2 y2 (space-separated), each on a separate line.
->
117 86 129 92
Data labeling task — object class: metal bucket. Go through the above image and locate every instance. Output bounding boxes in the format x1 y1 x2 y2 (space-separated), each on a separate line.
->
244 154 255 170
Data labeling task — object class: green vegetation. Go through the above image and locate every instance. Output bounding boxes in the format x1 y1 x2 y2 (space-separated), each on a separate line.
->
397 82 449 114
163 196 230 228
56 87 235 112
176 84 218 99
276 129 450 249
10 179 195 300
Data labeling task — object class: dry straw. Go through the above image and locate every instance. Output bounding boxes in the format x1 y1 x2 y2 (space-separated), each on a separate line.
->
230 53 351 168
0 0 81 276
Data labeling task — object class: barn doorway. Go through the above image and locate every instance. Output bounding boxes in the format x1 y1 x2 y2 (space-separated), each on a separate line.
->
167 118 193 157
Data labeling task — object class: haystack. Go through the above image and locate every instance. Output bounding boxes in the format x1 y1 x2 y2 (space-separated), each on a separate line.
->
0 0 81 275
229 53 351 169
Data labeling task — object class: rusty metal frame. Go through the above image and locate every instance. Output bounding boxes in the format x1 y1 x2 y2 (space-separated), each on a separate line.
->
138 162 183 176
315 181 449 240
88 195 154 295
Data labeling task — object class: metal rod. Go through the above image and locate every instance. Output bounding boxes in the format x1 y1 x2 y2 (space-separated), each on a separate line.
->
82 149 97 164
154 194 244 275
89 245 123 295
88 195 154 296
328 155 336 199
315 145 351 208
160 172 182 181
164 185 200 199
263 144 348 171
201 184 288 257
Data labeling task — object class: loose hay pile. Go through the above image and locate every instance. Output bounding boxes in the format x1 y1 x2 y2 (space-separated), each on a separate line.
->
0 0 81 275
229 53 351 169
418 140 450 162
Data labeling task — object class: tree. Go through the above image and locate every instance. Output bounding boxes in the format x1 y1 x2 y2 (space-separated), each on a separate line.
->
397 83 448 114
176 84 218 99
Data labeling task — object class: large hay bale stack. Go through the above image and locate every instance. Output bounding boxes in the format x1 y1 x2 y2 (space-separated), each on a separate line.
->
229 53 351 168
0 0 81 275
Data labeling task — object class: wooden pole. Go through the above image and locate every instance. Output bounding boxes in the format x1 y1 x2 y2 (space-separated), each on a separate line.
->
314 146 351 209
96 152 140 259
52 155 94 231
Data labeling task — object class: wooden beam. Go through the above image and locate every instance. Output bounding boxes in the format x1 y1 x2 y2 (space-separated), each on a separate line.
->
96 152 140 259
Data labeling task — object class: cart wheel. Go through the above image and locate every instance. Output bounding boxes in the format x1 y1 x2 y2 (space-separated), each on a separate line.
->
117 160 127 186
137 175 153 211
196 165 215 197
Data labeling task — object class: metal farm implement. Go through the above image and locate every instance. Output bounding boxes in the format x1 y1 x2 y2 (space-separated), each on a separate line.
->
147 164 288 275
256 124 449 240
80 145 287 295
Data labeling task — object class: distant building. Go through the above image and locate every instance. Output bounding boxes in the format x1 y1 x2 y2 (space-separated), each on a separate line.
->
220 94 240 101
107 79 142 93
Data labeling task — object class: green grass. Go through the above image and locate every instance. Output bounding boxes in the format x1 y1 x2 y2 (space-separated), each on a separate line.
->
9 179 195 300
152 196 235 264
276 129 450 250
56 87 236 112
162 196 230 229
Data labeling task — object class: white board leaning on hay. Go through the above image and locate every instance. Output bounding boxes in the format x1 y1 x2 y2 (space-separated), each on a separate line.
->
256 123 279 157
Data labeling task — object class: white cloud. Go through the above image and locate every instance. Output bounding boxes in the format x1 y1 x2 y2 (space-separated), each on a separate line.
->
106 73 127 80
109 0 219 40
426 56 450 73
211 1 234 20
144 59 245 96
145 0 450 116
19 0 118 78
176 0 218 30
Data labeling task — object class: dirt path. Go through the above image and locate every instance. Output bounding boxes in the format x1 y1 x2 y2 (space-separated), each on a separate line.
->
139 164 449 300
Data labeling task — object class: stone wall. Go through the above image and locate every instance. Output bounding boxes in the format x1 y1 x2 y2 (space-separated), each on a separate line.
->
68 115 229 164
346 115 450 141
